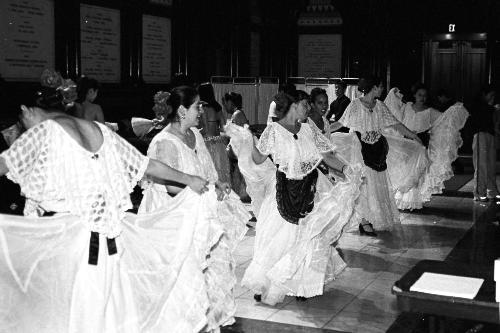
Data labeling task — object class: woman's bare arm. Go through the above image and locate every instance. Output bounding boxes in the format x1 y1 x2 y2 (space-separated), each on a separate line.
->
389 123 422 144
0 157 8 177
145 159 208 194
321 151 346 172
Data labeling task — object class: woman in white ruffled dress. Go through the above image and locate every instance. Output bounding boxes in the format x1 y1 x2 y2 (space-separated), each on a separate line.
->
139 86 249 331
227 90 363 306
384 84 469 210
0 74 213 332
330 76 422 235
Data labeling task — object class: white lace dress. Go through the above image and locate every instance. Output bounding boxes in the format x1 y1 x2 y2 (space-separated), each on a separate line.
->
228 121 362 306
332 98 401 230
0 119 234 332
384 88 469 209
138 126 249 331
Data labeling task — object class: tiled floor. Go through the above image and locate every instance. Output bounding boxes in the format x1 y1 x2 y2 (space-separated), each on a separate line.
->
223 176 498 333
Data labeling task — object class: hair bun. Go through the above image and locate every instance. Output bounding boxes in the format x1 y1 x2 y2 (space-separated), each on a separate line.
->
357 76 382 94
36 69 77 110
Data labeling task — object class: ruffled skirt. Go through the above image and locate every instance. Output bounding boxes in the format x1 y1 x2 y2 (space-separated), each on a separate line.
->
0 188 248 333
331 132 400 230
387 105 468 210
227 123 362 305
227 128 276 217
241 170 362 305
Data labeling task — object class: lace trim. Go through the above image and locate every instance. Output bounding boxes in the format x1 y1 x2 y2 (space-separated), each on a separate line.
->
258 122 332 180
360 131 382 144
1 120 148 238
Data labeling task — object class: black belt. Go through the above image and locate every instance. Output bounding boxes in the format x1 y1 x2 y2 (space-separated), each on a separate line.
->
88 231 118 265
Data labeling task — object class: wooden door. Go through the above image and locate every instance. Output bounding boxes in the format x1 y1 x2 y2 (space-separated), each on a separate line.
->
427 40 487 104
461 41 488 104
429 41 460 99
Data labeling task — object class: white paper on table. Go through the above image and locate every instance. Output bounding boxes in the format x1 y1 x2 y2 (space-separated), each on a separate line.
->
410 272 484 299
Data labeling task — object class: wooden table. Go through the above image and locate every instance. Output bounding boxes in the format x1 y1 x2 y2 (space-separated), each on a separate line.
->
392 260 499 327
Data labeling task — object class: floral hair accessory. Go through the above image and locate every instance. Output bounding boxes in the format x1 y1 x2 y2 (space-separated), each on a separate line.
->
39 69 78 106
58 79 78 106
152 91 171 115
40 69 63 89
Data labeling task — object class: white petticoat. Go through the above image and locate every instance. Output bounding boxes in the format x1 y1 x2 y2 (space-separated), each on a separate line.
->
0 187 247 333
420 104 469 201
226 124 276 217
387 104 469 210
330 132 401 231
225 123 363 305
241 170 361 305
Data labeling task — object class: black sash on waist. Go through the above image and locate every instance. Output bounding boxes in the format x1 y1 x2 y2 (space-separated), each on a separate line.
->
276 168 318 225
355 132 389 172
88 231 117 265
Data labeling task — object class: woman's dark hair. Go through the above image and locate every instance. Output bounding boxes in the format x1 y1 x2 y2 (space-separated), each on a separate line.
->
310 87 327 103
336 79 347 90
165 85 199 123
77 77 99 103
479 84 496 96
357 76 383 94
32 87 66 112
278 82 297 95
274 90 310 118
198 82 222 112
223 92 243 109
436 88 451 98
411 82 428 96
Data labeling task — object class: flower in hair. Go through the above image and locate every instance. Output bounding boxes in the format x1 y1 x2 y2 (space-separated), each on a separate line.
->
58 79 78 106
152 91 171 116
40 69 63 89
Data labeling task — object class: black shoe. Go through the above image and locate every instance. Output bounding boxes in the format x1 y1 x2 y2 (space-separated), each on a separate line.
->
253 294 262 302
359 223 377 237
295 296 307 302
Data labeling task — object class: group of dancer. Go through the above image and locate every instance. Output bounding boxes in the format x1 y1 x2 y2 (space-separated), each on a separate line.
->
0 69 470 332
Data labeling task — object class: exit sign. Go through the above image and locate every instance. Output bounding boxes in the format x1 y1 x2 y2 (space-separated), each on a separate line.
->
449 24 455 32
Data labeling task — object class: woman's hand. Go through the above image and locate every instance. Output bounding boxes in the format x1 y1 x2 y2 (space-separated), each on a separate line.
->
187 175 209 194
329 121 343 132
215 181 231 201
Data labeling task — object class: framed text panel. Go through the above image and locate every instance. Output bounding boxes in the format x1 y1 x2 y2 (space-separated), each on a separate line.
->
142 15 171 83
80 4 121 83
0 0 55 81
298 34 342 77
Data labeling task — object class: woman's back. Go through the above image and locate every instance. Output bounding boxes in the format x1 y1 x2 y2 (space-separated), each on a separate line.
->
74 102 105 123
1 117 148 237
52 115 104 152
203 106 224 137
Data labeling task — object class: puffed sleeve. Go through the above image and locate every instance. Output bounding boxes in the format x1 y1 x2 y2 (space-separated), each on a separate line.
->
379 102 399 128
307 118 334 153
256 123 275 156
112 131 150 189
0 120 51 189
338 100 357 128
192 129 219 183
153 139 179 170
